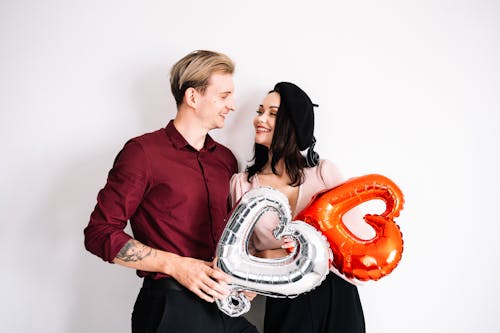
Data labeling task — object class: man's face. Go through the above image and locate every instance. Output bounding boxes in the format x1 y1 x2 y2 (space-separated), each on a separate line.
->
197 72 235 130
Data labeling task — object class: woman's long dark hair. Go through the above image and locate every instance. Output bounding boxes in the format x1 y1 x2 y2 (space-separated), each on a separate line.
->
246 91 307 186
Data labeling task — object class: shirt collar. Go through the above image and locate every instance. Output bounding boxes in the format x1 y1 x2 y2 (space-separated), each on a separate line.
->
165 120 217 151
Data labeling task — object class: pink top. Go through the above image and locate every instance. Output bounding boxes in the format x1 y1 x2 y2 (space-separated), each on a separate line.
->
229 159 345 252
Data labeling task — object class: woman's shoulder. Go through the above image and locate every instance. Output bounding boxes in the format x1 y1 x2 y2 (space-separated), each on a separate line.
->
304 159 338 176
318 159 340 174
230 171 260 206
230 172 250 186
305 159 344 189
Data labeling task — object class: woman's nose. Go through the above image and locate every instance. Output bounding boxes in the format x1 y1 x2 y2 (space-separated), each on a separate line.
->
257 113 268 123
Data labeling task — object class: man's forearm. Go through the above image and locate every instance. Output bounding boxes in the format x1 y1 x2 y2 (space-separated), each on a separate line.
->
113 239 233 302
113 239 178 274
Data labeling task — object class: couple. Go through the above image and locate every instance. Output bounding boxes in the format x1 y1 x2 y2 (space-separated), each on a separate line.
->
84 50 365 333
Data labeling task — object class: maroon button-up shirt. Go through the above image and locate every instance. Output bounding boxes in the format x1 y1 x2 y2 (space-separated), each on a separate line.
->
84 120 238 279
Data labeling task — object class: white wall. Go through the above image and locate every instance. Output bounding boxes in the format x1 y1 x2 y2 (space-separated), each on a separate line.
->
1 0 499 332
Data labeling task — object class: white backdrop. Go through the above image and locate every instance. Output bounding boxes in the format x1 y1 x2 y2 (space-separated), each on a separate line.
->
1 1 499 332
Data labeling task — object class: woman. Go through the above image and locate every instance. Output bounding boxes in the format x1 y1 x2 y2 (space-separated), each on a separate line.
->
230 82 366 333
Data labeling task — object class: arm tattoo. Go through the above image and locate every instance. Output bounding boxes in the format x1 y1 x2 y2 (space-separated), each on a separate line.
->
116 239 156 262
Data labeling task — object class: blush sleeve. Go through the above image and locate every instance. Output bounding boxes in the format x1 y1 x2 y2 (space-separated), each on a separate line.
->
229 173 244 208
318 159 345 188
228 173 283 252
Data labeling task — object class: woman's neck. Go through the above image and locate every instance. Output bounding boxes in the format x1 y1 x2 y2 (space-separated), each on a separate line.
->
257 157 299 213
260 159 290 181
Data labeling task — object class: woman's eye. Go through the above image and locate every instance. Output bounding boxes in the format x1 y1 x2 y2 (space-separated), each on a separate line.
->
256 110 263 115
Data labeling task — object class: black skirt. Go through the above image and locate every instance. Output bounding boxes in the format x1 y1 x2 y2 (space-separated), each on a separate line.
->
264 272 365 333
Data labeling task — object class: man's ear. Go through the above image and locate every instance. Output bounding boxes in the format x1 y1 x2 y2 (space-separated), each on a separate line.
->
184 87 198 108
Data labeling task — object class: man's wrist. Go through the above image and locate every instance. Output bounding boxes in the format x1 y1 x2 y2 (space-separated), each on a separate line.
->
161 251 180 276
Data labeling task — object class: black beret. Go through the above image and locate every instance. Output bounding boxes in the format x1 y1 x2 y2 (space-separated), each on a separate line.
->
274 82 317 151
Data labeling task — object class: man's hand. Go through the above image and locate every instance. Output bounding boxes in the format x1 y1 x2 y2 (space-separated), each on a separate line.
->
213 257 257 302
113 240 233 303
168 256 231 303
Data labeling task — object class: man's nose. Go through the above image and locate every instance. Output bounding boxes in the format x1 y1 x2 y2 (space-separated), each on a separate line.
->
227 97 236 111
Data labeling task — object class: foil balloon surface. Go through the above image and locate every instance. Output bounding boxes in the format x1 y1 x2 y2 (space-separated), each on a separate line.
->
296 174 405 283
216 187 331 317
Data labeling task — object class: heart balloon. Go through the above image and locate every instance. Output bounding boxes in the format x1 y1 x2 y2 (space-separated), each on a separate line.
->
216 187 331 317
295 174 405 283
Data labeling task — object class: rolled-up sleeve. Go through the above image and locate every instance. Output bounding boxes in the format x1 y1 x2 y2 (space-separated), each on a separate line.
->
84 141 149 262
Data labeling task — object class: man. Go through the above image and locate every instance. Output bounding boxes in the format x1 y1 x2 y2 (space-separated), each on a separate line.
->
84 50 258 332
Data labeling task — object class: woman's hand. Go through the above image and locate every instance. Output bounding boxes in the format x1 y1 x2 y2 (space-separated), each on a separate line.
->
253 248 288 258
243 291 257 301
281 236 297 253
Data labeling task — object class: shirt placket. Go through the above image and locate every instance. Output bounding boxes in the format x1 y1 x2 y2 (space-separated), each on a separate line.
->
196 150 216 247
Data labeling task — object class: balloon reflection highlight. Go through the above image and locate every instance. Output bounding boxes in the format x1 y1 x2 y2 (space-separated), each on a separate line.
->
216 187 331 317
296 174 405 282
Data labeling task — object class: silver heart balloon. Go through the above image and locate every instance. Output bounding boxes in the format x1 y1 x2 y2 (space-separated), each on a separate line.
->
216 187 332 317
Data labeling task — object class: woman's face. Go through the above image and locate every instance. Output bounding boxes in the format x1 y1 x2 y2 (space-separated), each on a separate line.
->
254 92 280 148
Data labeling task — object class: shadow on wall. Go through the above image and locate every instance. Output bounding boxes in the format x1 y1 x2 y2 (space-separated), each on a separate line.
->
66 151 140 333
61 66 264 332
130 64 176 131
15 147 143 332
69 66 177 332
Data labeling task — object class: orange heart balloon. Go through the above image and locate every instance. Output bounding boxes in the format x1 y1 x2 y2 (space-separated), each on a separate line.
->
295 174 405 282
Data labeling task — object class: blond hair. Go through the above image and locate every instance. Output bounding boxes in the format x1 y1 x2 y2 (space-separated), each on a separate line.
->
170 50 235 106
